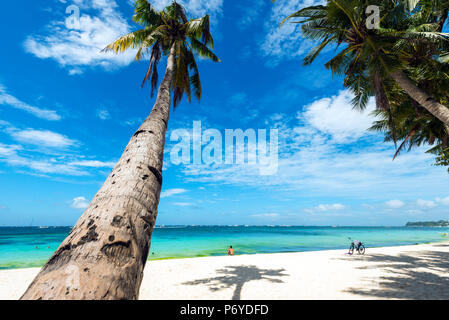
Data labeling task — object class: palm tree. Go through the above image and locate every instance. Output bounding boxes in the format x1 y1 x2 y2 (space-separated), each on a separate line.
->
281 0 449 126
367 17 449 165
370 97 449 160
435 147 449 170
21 0 219 300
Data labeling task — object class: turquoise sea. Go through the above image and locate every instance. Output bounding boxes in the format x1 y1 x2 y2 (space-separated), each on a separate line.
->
1 225 449 269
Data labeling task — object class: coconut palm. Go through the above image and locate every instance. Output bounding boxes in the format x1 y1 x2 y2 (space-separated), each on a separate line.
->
281 0 449 126
368 32 449 163
370 98 449 159
21 0 219 300
435 147 449 170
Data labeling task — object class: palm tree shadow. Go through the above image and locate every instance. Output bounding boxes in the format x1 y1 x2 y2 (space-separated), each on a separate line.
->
182 265 288 300
336 248 449 299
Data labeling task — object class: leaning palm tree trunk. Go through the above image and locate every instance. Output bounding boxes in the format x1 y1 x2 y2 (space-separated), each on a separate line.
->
21 45 176 300
390 70 449 126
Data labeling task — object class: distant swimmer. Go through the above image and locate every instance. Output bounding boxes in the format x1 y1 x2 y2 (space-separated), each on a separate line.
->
227 246 234 256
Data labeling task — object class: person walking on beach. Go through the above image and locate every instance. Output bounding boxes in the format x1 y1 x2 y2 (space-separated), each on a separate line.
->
228 246 234 256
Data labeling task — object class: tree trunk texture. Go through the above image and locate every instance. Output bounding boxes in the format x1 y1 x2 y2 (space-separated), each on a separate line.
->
20 45 176 300
390 70 449 126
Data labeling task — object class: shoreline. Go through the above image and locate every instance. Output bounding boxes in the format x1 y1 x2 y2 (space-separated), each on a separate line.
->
2 238 448 271
2 241 449 299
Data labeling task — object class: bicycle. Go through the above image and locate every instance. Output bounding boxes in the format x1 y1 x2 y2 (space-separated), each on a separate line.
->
348 238 365 255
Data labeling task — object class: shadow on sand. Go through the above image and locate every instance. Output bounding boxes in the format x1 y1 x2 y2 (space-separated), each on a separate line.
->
338 246 449 299
182 265 288 300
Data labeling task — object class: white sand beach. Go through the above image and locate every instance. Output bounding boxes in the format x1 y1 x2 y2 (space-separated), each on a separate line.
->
2 241 449 300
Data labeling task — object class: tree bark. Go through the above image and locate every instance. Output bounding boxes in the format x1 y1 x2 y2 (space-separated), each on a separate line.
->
390 70 449 126
20 45 176 300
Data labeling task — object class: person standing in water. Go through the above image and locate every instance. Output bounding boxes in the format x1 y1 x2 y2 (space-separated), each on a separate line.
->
228 246 234 256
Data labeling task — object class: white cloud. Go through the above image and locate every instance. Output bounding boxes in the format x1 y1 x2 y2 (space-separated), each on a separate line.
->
25 162 84 175
71 196 90 209
316 203 346 211
0 143 88 176
0 140 118 176
173 202 193 206
416 199 437 208
68 160 115 168
251 213 280 218
176 123 445 201
167 88 449 209
178 135 445 202
10 129 76 148
0 143 22 158
436 196 449 206
123 117 143 126
385 200 405 209
261 0 325 65
0 85 61 120
97 108 111 120
303 203 346 213
27 0 224 74
24 0 135 73
161 188 188 198
301 90 377 143
147 0 223 18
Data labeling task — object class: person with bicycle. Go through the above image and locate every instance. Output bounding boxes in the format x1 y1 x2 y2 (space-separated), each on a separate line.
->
349 239 361 253
347 238 365 255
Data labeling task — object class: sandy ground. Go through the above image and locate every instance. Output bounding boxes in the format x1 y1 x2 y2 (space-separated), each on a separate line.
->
2 241 449 300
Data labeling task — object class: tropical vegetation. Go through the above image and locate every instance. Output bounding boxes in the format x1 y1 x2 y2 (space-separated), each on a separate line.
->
281 0 449 168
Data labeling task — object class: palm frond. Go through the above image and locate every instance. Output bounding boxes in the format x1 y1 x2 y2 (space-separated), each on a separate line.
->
186 15 214 48
189 38 221 62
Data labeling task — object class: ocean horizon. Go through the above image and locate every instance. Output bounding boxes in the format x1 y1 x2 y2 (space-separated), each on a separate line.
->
1 225 449 270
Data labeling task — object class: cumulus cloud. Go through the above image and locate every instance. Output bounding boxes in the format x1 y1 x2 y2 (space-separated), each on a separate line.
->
416 199 437 208
436 196 449 206
24 0 135 73
173 87 448 205
161 188 188 198
0 85 61 120
385 200 405 209
26 0 224 74
176 128 445 204
71 196 90 209
301 90 377 143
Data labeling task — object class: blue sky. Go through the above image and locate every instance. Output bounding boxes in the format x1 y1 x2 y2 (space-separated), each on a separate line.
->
1 0 449 226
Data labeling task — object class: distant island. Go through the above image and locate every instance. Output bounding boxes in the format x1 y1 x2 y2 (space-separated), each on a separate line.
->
406 220 449 227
